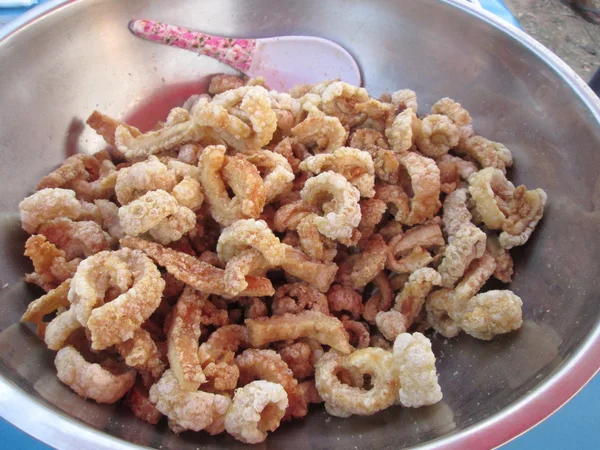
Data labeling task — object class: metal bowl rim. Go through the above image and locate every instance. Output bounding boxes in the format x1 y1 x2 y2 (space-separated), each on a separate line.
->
0 1 598 449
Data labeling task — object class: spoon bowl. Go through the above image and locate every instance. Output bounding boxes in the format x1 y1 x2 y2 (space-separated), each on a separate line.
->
129 19 361 90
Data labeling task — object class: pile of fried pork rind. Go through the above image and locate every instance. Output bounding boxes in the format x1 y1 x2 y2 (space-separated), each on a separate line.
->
18 76 546 444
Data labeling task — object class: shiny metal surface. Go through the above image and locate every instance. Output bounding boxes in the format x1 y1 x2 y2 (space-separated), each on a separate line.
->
0 0 599 449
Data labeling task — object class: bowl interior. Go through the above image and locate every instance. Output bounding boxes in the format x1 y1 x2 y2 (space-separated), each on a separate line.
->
1 0 599 448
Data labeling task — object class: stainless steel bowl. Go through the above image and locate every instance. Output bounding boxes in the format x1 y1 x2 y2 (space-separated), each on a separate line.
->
0 0 599 448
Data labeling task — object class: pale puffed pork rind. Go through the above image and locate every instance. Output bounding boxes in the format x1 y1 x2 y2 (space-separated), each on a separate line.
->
315 348 399 417
69 248 165 350
55 346 136 404
299 147 375 198
437 225 487 288
469 167 547 249
199 145 267 226
224 380 288 444
300 171 361 244
19 188 86 234
458 290 523 340
393 332 443 408
114 155 177 205
149 369 231 434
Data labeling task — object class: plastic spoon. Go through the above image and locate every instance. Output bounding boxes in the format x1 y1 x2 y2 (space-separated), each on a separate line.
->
129 19 361 91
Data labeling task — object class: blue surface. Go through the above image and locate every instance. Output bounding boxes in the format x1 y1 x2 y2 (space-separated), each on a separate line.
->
0 1 596 449
1 375 598 449
480 0 522 29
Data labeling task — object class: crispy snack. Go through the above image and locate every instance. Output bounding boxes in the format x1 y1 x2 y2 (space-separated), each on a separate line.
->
166 287 207 391
197 325 245 391
44 308 82 350
280 244 338 293
126 380 163 425
357 199 387 244
38 218 110 260
338 234 387 289
246 150 295 203
276 339 324 380
298 379 323 404
341 318 371 349
363 272 394 324
458 290 523 340
236 349 307 420
224 380 288 444
176 143 202 165
486 234 514 283
393 333 443 407
198 325 248 365
21 278 71 325
327 284 362 319
37 154 96 191
199 145 267 226
300 147 375 198
115 156 177 205
391 268 442 337
149 369 231 433
425 289 460 338
375 310 408 341
398 152 441 225
94 199 122 240
296 215 338 262
115 116 203 162
469 168 546 248
197 86 277 152
273 282 329 316
246 311 352 354
348 128 389 153
148 205 197 245
23 235 79 290
315 348 399 416
118 190 196 244
456 136 513 173
217 219 284 266
208 74 245 95
386 223 444 274
273 199 319 232
300 171 361 244
391 89 418 114
55 346 136 404
415 114 459 158
321 81 370 126
267 90 303 132
121 236 274 297
69 248 165 350
19 188 85 234
385 108 421 154
222 249 271 296
431 97 472 127
67 159 118 202
442 187 473 242
375 183 410 222
355 98 396 131
292 99 347 153
217 219 285 294
437 226 487 288
117 328 165 382
18 79 550 442
86 110 141 146
454 251 497 304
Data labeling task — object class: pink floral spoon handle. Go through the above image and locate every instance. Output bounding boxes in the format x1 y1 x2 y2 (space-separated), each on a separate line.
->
128 19 361 91
129 19 256 72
